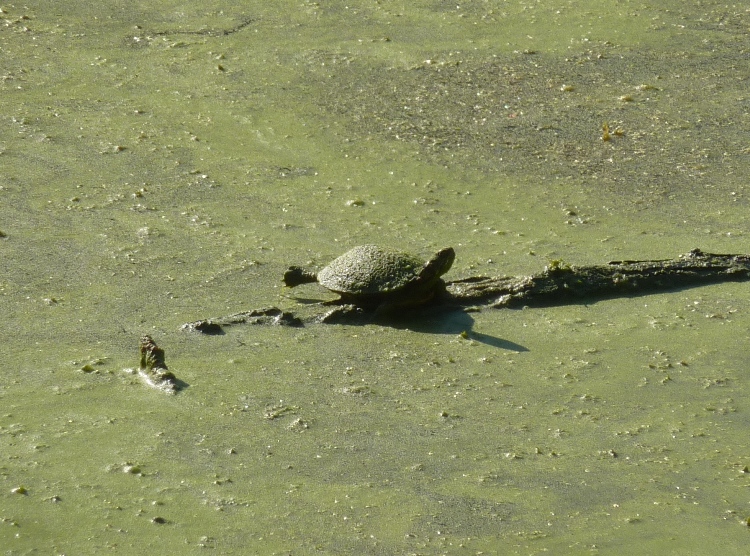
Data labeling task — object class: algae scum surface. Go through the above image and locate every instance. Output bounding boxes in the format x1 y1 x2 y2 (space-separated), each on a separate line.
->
3 1 750 553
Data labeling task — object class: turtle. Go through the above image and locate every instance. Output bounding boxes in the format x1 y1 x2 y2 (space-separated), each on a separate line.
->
283 245 455 311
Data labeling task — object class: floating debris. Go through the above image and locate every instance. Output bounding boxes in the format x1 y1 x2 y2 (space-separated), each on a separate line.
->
263 403 298 420
136 335 179 393
119 462 144 475
287 417 309 431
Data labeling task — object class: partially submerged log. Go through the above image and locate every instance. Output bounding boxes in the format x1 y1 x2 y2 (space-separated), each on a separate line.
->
182 249 750 331
444 248 750 308
136 335 180 393
181 307 303 333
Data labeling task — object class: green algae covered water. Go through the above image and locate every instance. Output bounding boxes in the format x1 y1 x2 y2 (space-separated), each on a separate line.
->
2 1 750 553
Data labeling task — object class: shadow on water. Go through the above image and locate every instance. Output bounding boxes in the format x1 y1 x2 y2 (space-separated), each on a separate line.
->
374 305 530 352
172 377 191 392
187 298 529 350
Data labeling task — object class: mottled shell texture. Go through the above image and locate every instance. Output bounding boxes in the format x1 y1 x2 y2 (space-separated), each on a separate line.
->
317 245 425 296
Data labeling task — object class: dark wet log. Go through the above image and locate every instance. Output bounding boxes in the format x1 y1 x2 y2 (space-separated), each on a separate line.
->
444 248 750 308
182 249 750 331
181 307 303 333
139 335 169 371
138 335 179 393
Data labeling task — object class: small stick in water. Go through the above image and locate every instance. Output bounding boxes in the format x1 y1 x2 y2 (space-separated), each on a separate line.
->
138 335 178 393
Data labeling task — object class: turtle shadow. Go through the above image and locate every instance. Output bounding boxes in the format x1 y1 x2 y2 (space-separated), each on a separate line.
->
373 306 529 352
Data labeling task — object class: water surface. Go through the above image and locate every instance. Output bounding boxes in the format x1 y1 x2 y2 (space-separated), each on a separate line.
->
2 1 750 553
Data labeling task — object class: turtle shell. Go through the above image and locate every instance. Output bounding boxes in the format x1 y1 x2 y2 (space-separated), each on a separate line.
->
317 245 425 297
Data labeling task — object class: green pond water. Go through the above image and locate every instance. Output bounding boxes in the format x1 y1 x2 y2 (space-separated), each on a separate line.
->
2 0 750 553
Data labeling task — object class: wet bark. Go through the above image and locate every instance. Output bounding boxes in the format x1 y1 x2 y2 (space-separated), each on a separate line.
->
443 248 750 308
135 335 182 393
182 249 750 331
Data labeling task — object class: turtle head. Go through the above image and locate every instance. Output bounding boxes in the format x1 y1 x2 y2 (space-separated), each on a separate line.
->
283 266 318 287
421 247 455 280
